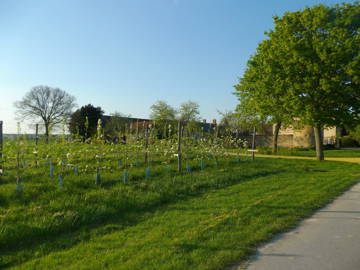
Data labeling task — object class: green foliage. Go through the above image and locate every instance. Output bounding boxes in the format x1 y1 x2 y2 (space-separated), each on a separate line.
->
236 2 360 159
267 3 360 128
340 135 359 147
103 112 131 141
234 38 294 128
217 111 267 142
149 100 177 122
178 100 200 122
349 125 360 144
220 110 266 134
149 101 177 138
149 100 202 138
69 104 104 139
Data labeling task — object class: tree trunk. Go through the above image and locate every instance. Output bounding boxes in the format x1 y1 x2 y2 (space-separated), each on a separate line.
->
273 121 281 154
336 127 341 149
313 124 324 161
45 122 49 144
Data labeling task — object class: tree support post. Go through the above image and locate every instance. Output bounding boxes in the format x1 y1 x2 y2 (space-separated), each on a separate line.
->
252 126 256 161
136 120 139 139
144 124 149 165
0 121 3 175
177 121 182 173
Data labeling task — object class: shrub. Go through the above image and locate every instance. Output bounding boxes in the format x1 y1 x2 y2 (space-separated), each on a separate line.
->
340 136 358 147
350 125 360 145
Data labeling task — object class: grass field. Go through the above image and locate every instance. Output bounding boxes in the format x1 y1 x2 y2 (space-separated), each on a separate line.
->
253 147 360 158
1 153 359 269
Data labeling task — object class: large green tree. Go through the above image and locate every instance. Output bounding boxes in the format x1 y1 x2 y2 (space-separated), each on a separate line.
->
238 3 360 160
235 39 295 153
149 100 177 121
178 101 201 136
218 110 264 136
69 104 104 140
149 100 177 138
178 101 200 122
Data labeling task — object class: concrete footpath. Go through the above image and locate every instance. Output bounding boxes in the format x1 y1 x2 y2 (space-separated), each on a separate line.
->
233 182 360 270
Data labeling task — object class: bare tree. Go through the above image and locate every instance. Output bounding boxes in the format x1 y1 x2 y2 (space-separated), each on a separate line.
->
14 85 76 142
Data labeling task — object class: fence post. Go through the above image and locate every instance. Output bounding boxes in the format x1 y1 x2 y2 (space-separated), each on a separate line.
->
144 124 149 165
252 126 256 161
0 121 3 174
136 120 139 138
177 121 182 173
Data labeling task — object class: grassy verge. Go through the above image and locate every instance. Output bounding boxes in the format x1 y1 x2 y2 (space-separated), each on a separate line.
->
228 147 360 158
266 147 360 157
2 158 359 270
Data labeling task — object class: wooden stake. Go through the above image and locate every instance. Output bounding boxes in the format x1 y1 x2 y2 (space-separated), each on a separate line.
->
0 121 3 174
145 124 149 165
136 120 139 138
252 126 256 161
177 121 182 172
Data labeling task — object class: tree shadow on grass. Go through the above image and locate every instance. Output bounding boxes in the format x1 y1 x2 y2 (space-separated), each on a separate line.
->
0 169 284 269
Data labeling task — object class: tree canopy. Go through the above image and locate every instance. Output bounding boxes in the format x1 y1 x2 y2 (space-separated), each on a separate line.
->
235 2 360 160
268 3 360 128
234 38 296 152
178 101 200 122
69 104 104 140
149 100 177 122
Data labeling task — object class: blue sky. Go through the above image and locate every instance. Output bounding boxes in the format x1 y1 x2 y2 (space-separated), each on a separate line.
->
0 0 352 133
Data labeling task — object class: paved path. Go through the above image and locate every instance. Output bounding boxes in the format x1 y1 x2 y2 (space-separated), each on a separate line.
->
230 182 360 270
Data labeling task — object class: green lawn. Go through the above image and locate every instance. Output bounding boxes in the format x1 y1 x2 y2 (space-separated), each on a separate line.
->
1 158 359 270
254 147 360 158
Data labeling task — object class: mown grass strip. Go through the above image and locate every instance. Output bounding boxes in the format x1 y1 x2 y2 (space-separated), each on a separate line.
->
256 147 360 158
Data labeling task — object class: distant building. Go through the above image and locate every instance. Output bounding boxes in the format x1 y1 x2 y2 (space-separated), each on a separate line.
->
275 125 342 148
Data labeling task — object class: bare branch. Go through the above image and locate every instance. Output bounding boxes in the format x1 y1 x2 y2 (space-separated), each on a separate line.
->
14 85 77 137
